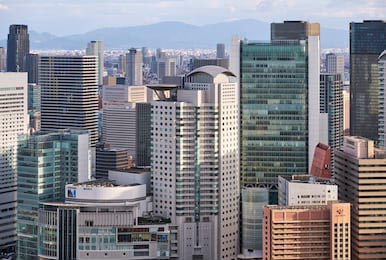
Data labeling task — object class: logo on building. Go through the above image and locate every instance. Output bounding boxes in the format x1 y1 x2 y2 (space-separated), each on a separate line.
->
67 188 76 198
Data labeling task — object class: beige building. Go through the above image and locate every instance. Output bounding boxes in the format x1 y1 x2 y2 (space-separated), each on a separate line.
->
262 201 350 260
335 136 386 259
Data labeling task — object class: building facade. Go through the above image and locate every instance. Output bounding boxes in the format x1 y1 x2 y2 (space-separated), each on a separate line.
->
325 53 344 78
17 130 90 260
350 20 386 141
86 40 104 85
95 146 130 179
320 73 344 175
38 180 178 260
262 202 351 260
239 188 269 259
335 136 386 259
151 66 239 260
217 43 225 59
6 24 29 72
278 175 338 206
25 53 39 84
39 55 99 146
28 83 41 131
231 21 321 203
378 50 386 147
126 48 143 86
0 47 6 71
0 73 28 253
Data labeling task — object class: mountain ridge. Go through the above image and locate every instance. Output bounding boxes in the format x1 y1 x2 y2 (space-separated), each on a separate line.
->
0 19 349 50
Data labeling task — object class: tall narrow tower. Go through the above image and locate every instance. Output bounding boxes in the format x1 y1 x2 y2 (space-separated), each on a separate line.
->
86 40 104 85
350 20 386 141
151 66 239 260
6 24 29 72
126 48 143 86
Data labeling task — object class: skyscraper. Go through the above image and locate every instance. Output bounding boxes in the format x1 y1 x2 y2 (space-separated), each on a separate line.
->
86 40 104 85
28 83 41 131
232 21 321 200
126 48 143 86
216 43 225 58
320 73 343 175
17 130 90 260
335 136 386 259
350 20 386 141
151 66 239 260
378 50 386 147
39 55 99 146
6 24 29 72
0 73 28 254
25 53 39 84
325 53 345 78
0 47 6 71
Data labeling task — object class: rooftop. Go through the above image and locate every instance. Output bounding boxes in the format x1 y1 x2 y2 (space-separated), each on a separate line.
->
187 65 235 78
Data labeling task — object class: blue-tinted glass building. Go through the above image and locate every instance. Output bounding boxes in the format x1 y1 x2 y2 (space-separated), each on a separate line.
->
350 20 386 141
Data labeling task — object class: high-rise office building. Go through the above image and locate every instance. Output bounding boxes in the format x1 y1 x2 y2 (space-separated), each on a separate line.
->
320 73 343 175
136 102 152 167
310 142 331 179
118 54 126 75
86 40 104 85
39 55 99 146
335 136 386 259
231 21 321 199
157 58 176 81
0 73 28 253
262 201 351 260
343 88 350 135
126 48 143 86
216 43 225 58
378 50 386 148
6 24 29 72
95 146 130 179
325 53 344 78
0 47 6 71
25 53 39 84
350 20 386 141
239 188 269 259
17 130 90 260
28 83 41 131
151 66 239 260
102 102 136 158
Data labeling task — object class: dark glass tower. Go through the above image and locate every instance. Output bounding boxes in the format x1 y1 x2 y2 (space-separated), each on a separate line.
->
350 20 386 141
6 24 29 72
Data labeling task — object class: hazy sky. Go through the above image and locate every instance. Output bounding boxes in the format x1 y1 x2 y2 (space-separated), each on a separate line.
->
0 0 385 37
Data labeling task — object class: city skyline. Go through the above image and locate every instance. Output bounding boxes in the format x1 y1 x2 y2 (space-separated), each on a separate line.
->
0 0 384 37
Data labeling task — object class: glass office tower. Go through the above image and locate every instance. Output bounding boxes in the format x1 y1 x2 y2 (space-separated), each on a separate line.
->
239 40 308 195
17 130 90 260
350 20 386 141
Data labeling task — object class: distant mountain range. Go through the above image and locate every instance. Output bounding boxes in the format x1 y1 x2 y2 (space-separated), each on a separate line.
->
0 19 349 50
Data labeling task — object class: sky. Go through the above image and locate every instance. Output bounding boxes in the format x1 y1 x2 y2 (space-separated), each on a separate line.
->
0 0 385 37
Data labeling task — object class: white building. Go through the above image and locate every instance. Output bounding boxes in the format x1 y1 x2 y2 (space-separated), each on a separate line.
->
38 180 178 260
278 175 338 206
126 48 143 86
343 88 350 135
151 66 239 260
86 40 104 85
379 50 386 147
101 85 153 103
0 73 28 252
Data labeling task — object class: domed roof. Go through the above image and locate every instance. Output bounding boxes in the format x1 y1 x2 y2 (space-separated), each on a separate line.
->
187 65 236 78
